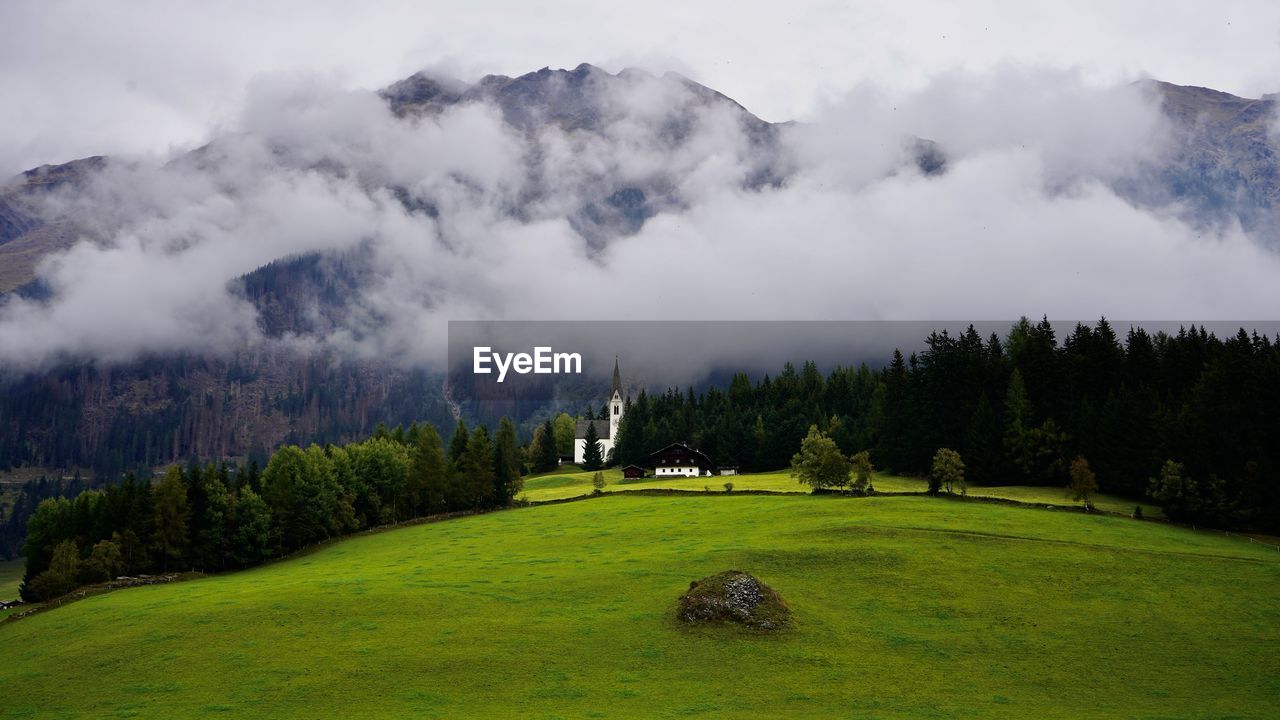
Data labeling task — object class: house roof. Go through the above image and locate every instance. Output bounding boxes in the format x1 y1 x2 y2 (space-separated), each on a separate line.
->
574 418 611 440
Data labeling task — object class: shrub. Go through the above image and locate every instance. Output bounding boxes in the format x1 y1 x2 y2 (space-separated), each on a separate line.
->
25 570 77 601
1133 505 1144 520
723 482 734 492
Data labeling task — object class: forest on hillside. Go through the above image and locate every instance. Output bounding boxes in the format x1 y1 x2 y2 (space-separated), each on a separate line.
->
0 253 458 480
16 419 523 601
611 318 1279 531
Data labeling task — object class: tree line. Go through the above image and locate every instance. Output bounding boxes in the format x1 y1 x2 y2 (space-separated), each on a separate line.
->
1 475 86 560
611 319 1279 531
19 418 523 601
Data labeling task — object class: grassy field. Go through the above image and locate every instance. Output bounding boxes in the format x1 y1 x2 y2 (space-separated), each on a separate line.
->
3 494 1276 718
0 557 24 619
0 556 23 601
521 466 1162 516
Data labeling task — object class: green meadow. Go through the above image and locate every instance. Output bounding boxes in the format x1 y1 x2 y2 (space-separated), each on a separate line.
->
520 466 1163 516
3 494 1277 718
0 556 23 600
0 557 23 620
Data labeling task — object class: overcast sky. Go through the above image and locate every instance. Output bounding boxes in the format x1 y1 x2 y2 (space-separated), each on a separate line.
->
3 0 1279 175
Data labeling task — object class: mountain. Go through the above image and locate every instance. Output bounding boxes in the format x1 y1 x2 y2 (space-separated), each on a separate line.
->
5 71 1277 299
0 156 106 294
382 63 781 146
1127 80 1280 236
0 66 1278 485
381 63 792 244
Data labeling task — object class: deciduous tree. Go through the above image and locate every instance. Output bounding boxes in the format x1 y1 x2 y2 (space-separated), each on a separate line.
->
931 448 966 495
791 425 851 492
850 450 875 493
1067 456 1099 505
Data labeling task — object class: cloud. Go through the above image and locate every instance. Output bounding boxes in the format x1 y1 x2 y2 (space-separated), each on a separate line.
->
1 66 1278 370
4 1 1280 178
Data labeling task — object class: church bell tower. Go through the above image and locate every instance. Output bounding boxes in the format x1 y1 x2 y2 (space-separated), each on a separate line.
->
609 356 624 439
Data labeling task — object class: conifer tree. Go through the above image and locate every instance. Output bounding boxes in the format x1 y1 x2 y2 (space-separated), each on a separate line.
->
582 420 603 471
1003 369 1033 480
457 426 496 509
409 424 449 514
964 393 1001 484
534 420 559 472
152 467 190 571
876 349 911 472
448 419 470 465
493 417 523 503
195 470 230 571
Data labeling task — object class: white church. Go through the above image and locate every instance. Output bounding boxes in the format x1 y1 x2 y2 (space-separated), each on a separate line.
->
574 358 625 465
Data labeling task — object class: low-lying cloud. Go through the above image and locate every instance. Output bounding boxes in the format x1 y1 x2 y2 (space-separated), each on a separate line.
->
1 66 1277 369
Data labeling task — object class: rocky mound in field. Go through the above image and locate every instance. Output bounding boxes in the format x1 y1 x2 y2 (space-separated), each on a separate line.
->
676 570 790 630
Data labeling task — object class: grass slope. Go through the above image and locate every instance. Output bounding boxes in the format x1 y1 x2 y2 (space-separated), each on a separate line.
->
520 468 1162 516
0 557 23 619
3 495 1276 718
0 556 23 600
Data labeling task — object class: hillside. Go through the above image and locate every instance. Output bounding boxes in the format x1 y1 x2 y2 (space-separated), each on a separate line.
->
3 494 1277 718
1 68 1279 484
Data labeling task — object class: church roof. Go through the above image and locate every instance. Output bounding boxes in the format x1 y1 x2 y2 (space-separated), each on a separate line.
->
611 356 622 395
574 418 611 440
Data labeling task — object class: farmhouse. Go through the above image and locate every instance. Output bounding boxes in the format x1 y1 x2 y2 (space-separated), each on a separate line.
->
646 442 714 477
574 358 626 464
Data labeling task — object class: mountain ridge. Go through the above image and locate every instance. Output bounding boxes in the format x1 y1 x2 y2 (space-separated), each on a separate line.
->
4 70 1276 298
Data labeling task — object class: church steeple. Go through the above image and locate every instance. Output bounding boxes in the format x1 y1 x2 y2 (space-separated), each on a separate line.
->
609 356 625 441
